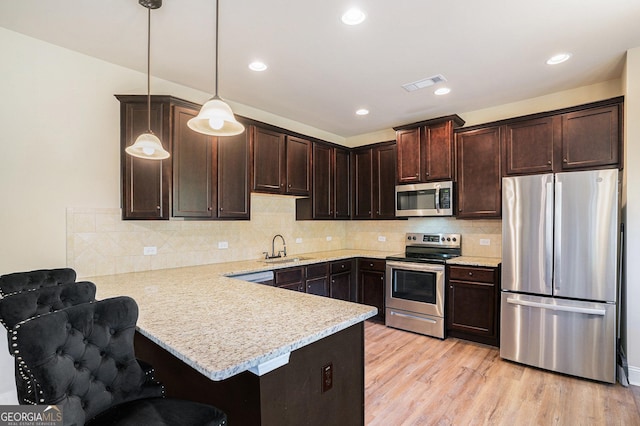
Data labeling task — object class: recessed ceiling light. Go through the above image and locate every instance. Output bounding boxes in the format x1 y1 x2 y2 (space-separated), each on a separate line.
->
434 87 451 96
356 108 369 116
341 8 366 25
546 53 572 65
249 61 268 71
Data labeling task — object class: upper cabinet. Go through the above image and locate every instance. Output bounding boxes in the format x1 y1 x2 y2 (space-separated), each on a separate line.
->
117 95 176 220
503 99 622 176
352 142 396 220
172 107 250 220
455 126 502 219
251 125 311 196
394 115 465 184
296 142 351 220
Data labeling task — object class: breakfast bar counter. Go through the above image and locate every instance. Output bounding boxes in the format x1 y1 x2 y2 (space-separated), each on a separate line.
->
85 250 388 425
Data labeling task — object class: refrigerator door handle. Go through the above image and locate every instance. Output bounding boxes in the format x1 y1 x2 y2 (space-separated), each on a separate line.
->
554 181 563 292
545 180 554 289
506 297 606 316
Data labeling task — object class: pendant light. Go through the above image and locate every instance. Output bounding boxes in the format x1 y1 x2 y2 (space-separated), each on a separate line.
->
125 0 170 160
187 0 245 136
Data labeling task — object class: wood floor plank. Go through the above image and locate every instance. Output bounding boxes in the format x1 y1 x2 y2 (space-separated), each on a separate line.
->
364 321 640 425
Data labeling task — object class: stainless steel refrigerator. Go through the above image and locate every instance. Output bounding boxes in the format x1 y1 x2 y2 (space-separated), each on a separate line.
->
500 168 619 383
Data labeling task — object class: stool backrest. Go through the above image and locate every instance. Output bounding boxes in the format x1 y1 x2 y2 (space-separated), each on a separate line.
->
0 268 77 297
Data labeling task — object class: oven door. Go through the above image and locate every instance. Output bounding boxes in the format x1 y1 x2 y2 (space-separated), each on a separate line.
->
385 260 445 318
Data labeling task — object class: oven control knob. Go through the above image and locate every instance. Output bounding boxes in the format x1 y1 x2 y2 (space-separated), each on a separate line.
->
452 237 457 242
413 236 417 240
447 237 451 241
441 237 445 242
407 236 411 240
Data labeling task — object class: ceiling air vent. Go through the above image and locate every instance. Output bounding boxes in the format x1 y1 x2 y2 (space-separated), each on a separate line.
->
402 74 447 92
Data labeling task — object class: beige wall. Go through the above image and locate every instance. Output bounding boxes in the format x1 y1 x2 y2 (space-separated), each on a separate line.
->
623 47 640 384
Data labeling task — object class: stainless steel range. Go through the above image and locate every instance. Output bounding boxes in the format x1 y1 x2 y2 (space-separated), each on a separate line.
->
385 233 461 338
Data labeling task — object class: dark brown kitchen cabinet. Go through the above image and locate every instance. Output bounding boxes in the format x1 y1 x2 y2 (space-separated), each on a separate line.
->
358 258 386 322
296 143 351 220
455 126 502 219
251 126 311 196
352 142 396 220
502 99 622 176
172 106 250 220
330 259 354 302
503 116 556 176
274 266 305 292
560 104 620 170
446 264 500 347
117 95 174 220
306 263 329 296
395 115 464 183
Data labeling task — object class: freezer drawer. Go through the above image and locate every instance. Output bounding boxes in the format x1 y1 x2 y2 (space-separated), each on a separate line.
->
500 292 616 383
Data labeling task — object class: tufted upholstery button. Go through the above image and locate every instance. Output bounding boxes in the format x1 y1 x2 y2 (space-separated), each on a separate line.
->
100 351 106 357
105 386 112 392
82 338 88 344
109 328 116 335
74 362 80 369
56 348 63 356
65 323 72 331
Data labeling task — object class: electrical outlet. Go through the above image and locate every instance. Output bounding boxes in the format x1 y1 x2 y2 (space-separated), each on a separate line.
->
378 236 386 242
480 239 491 246
143 246 157 256
218 241 229 249
321 363 333 393
295 238 303 244
326 236 332 241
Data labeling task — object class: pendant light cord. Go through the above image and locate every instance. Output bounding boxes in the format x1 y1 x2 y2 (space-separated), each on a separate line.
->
214 0 220 99
146 6 152 133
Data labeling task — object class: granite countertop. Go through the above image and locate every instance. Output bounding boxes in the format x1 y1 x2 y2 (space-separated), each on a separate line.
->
447 256 502 268
85 249 392 382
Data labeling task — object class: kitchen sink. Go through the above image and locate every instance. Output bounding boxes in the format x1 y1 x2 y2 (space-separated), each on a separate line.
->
263 256 311 265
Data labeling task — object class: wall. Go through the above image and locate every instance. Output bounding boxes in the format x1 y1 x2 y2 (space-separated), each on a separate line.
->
623 47 640 384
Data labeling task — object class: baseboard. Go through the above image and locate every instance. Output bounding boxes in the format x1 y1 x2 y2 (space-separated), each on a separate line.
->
627 365 640 386
0 389 18 405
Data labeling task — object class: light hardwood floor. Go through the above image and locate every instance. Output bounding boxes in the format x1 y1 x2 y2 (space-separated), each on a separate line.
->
364 321 640 425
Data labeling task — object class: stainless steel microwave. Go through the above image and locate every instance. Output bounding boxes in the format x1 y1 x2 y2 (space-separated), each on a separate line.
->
395 181 454 217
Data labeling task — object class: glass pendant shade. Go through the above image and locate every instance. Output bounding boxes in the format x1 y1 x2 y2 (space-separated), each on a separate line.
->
187 97 245 136
125 131 170 159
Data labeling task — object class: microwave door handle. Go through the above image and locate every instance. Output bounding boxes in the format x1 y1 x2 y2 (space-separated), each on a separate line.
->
435 187 440 212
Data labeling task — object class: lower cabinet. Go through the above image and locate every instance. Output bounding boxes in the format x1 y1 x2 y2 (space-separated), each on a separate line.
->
329 260 354 302
305 263 329 296
358 258 386 322
274 267 305 292
446 264 501 346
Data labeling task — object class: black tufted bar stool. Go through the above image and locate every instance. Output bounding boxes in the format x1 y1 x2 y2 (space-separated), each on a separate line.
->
0 280 96 405
0 268 77 297
10 296 227 426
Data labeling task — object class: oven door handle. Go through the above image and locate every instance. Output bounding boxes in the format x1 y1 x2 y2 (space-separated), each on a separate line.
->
386 261 445 273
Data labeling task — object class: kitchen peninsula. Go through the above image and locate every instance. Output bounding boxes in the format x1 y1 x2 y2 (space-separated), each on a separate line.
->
87 250 387 425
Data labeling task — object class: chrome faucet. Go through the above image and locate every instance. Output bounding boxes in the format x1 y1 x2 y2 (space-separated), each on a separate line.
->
265 234 287 259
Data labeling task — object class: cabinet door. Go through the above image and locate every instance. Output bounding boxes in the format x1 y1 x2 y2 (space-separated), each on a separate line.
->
218 131 250 219
306 276 329 297
396 128 421 183
561 105 619 170
352 148 373 219
252 126 285 193
121 101 170 220
285 136 311 195
373 144 397 219
334 148 351 219
447 280 497 343
172 106 216 218
503 117 555 175
330 271 351 301
359 270 385 322
456 127 502 218
425 121 454 181
312 143 333 219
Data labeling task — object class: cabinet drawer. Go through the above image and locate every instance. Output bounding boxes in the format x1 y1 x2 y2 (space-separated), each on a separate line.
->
306 263 328 279
275 267 304 285
359 258 385 272
330 260 352 274
448 266 495 283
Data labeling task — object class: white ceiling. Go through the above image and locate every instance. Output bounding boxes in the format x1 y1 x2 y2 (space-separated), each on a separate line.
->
1 0 640 138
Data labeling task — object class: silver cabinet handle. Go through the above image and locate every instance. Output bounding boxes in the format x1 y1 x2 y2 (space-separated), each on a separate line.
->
390 311 437 324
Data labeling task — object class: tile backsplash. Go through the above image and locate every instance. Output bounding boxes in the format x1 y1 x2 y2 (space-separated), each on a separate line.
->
67 194 501 278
